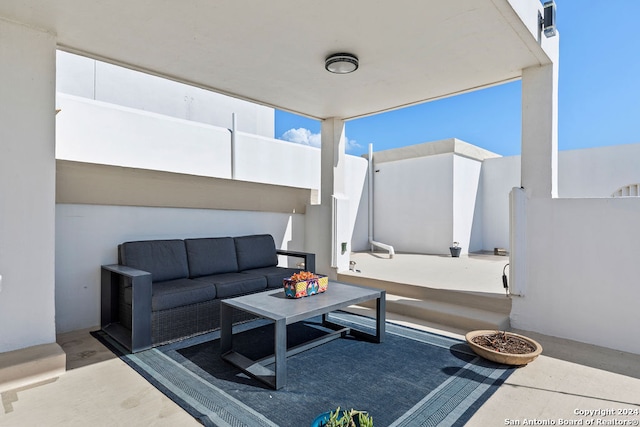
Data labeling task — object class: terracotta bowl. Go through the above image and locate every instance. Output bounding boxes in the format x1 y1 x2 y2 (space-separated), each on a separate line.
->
465 330 542 366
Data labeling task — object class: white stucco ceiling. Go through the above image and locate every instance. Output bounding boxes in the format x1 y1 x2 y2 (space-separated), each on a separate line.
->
0 0 551 120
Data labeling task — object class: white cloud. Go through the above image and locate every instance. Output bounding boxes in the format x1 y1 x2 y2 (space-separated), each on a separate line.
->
345 137 362 152
281 128 321 148
280 127 361 153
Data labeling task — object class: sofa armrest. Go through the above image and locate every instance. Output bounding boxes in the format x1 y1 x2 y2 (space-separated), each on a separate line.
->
101 264 152 353
276 250 316 273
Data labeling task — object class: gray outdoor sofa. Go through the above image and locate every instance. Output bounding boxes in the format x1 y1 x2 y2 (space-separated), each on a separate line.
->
101 234 315 352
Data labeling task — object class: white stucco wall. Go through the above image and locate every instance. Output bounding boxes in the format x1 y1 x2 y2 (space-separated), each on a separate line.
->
351 171 371 252
559 144 640 198
56 94 232 178
55 94 367 192
481 155 521 251
373 154 454 254
356 150 488 255
511 197 640 354
344 157 369 250
56 51 275 137
481 143 640 253
453 155 483 253
55 205 305 333
0 20 57 352
359 141 640 258
235 132 319 189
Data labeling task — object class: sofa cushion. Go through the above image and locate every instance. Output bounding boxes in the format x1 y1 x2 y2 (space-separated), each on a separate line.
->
123 278 217 311
120 239 188 282
242 266 304 289
194 272 267 298
152 279 217 311
234 234 278 271
185 237 239 277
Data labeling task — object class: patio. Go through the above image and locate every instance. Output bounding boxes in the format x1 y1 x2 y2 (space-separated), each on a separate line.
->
2 288 639 425
2 1 640 423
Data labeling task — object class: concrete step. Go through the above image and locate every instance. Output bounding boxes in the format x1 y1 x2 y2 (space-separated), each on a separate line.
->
0 343 66 393
357 294 510 332
337 273 512 332
338 273 511 314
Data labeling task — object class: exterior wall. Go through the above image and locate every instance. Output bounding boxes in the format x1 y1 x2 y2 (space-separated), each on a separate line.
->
235 132 319 189
373 154 454 254
481 156 521 251
344 158 369 251
511 197 640 355
56 94 232 178
359 141 640 256
351 171 371 252
55 204 304 333
453 155 483 253
0 20 56 352
481 143 640 253
559 144 640 198
56 94 357 191
56 51 275 137
355 150 486 256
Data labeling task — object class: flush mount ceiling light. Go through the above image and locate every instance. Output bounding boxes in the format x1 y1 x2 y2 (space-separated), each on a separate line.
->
325 53 359 74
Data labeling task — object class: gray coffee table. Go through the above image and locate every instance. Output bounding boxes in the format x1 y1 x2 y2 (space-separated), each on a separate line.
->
220 281 385 389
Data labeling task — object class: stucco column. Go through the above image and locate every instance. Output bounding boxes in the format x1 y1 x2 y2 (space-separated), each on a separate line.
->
0 19 58 353
511 37 559 298
319 118 347 203
305 118 349 278
520 59 559 198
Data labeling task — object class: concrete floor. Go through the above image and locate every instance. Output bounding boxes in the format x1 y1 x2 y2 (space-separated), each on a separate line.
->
0 328 199 427
1 254 639 426
343 251 511 295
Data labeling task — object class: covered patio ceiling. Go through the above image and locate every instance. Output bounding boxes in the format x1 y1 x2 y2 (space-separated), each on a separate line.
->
1 0 550 120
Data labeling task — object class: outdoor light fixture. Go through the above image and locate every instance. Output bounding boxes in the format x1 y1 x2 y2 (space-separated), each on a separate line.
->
325 53 359 74
541 0 557 37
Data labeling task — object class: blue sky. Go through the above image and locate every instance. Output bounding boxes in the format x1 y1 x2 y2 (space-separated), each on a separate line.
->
275 1 640 157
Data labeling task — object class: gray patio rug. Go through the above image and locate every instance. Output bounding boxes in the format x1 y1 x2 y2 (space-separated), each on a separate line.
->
94 312 514 426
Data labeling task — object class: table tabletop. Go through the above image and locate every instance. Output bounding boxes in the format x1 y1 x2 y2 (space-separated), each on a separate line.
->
221 281 383 325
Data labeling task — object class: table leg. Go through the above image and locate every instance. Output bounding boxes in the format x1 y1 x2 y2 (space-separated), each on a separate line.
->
220 303 233 354
376 291 386 343
274 318 286 389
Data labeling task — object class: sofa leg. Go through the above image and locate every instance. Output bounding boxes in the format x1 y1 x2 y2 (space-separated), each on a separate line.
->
130 274 153 352
101 265 153 353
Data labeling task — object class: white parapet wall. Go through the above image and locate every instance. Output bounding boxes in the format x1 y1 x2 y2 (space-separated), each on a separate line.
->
481 143 640 252
56 94 233 178
55 93 365 191
511 196 640 355
56 50 275 137
235 131 320 189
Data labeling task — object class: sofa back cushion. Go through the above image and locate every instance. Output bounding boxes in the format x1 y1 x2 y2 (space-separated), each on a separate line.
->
119 239 188 282
234 234 278 271
185 237 239 277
